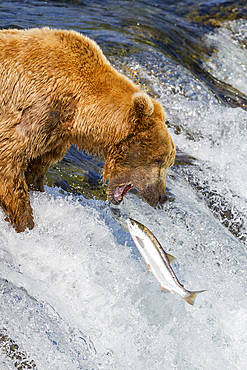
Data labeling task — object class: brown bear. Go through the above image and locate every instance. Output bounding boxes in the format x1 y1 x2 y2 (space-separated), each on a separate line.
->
0 27 175 232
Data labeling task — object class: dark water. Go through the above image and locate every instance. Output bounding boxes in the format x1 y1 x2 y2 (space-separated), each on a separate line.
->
0 1 247 369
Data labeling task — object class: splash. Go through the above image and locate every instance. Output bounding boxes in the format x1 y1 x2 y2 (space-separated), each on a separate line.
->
0 184 247 369
0 14 247 370
204 19 247 95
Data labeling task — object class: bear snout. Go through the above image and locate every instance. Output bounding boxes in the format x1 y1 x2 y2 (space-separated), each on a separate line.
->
158 193 168 204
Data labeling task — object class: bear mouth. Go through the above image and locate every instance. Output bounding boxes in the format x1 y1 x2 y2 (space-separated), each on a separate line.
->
113 183 133 204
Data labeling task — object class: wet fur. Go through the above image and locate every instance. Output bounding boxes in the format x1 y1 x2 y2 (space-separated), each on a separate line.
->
0 27 175 232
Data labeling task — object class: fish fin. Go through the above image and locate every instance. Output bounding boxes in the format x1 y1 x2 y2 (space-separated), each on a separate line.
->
136 236 144 242
145 264 151 275
136 236 146 249
183 290 206 306
166 253 176 264
160 285 171 293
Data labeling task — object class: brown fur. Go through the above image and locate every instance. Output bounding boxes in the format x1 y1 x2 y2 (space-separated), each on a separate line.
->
0 27 175 232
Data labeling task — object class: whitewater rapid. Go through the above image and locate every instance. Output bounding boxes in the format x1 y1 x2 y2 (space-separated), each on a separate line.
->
1 19 247 370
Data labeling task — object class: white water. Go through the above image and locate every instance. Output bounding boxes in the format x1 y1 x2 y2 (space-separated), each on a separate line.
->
204 19 247 95
1 20 247 370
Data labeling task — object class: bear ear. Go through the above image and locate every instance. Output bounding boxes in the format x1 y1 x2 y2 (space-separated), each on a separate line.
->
131 92 154 117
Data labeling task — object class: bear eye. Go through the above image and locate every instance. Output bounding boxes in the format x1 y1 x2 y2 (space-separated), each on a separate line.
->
155 159 163 166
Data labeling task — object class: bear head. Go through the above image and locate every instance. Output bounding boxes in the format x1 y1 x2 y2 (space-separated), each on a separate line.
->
104 92 175 207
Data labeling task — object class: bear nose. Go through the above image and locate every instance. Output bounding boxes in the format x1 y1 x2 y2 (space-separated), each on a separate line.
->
159 194 168 204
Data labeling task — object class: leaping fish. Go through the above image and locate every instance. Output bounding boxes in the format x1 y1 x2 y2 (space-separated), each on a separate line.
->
127 218 205 305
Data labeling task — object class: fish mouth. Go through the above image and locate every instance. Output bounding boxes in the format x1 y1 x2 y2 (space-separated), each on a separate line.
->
112 183 134 205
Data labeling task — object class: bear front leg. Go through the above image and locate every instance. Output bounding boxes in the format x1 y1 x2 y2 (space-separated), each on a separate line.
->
0 172 34 232
25 149 67 192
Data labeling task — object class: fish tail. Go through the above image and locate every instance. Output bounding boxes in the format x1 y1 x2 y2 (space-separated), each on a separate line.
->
183 290 206 306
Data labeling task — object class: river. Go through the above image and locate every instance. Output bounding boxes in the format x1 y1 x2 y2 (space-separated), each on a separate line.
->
0 0 247 369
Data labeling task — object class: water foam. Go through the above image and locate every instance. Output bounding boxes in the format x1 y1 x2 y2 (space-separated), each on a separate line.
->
0 183 246 369
204 19 247 95
1 18 247 370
